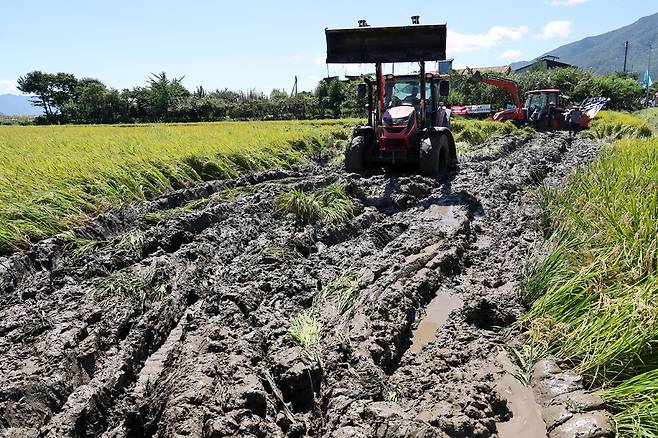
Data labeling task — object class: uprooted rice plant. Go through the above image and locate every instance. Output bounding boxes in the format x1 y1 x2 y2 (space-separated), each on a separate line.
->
313 273 358 315
275 181 354 225
0 119 356 253
92 268 169 308
522 137 658 436
285 272 357 355
285 309 322 352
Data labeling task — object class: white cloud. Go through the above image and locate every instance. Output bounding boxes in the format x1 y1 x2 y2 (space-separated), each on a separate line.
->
315 55 326 65
290 54 303 61
501 49 523 60
0 80 20 95
538 20 572 39
548 0 589 5
447 25 529 56
300 75 322 91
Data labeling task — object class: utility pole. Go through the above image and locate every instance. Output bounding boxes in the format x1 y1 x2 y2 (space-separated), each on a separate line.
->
290 76 298 97
623 41 629 73
646 45 653 103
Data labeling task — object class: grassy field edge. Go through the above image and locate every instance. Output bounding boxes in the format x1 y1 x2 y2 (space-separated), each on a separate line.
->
0 120 356 253
521 137 658 436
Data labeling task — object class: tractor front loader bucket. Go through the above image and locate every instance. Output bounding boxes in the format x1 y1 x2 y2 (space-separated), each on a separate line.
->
325 24 447 64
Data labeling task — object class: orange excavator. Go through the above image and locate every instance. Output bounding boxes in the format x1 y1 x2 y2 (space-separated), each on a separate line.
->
467 71 594 131
468 71 524 123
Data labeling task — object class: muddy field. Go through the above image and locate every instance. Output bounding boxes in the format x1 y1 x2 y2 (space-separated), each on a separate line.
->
0 132 612 437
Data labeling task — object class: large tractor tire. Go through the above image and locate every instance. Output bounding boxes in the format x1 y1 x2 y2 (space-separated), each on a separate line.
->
419 134 450 178
344 135 366 172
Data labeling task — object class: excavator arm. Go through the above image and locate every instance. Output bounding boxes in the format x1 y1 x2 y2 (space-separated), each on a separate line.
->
468 71 523 110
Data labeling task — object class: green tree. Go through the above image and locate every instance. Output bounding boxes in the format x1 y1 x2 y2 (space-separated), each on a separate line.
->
146 72 190 121
17 71 78 120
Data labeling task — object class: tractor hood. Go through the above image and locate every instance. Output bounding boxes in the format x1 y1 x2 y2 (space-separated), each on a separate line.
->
383 106 415 125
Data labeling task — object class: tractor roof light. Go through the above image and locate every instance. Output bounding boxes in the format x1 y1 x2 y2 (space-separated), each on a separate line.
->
385 74 395 80
425 73 434 80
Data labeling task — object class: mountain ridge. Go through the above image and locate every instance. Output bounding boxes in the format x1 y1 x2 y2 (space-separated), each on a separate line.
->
511 12 658 78
0 94 42 116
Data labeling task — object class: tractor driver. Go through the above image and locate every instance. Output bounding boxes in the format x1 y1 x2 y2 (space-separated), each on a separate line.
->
403 86 421 107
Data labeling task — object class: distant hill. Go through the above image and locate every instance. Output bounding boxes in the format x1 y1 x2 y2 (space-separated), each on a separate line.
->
0 94 42 116
512 12 658 78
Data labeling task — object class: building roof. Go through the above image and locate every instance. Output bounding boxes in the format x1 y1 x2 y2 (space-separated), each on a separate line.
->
456 65 511 75
514 57 575 74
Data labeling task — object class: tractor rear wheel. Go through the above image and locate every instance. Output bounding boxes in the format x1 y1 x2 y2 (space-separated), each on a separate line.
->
419 134 450 178
344 135 367 172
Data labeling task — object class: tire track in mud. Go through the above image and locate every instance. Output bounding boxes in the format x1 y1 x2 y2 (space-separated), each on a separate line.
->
0 133 601 437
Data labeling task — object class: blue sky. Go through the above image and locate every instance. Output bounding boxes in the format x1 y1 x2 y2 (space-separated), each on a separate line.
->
1 1 656 95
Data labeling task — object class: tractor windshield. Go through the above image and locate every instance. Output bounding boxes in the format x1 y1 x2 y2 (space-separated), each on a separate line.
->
384 79 433 113
524 92 558 112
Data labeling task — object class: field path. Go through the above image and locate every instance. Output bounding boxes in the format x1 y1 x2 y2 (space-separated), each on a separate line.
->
0 133 606 437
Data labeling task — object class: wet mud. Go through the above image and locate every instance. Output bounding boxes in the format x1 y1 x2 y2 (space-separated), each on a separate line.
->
0 133 609 437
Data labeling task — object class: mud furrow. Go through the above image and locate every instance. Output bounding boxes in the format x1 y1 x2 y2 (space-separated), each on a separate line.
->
0 132 604 438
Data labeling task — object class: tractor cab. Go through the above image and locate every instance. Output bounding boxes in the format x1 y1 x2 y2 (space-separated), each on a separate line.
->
525 89 572 131
378 74 451 154
524 90 561 116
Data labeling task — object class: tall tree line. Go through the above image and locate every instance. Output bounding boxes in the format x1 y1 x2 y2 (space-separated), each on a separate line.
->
17 67 650 124
17 71 365 124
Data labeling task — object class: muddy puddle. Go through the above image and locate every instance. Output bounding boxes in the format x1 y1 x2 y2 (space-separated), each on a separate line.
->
420 204 461 227
495 351 547 438
409 290 463 354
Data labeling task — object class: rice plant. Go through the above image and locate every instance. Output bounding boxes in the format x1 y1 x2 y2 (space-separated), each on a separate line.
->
261 244 300 261
386 382 405 402
521 137 658 436
633 107 658 133
0 119 356 253
508 343 545 386
275 181 354 225
93 272 168 308
521 239 576 307
450 118 521 146
211 185 258 202
285 309 322 351
62 232 106 255
117 230 145 256
584 111 653 140
313 273 358 314
600 369 658 437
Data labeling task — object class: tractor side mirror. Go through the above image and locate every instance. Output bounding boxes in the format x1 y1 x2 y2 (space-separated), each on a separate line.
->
357 83 367 100
439 80 450 97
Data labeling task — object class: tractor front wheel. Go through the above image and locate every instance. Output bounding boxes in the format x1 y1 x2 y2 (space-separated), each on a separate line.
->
419 134 450 178
344 135 367 173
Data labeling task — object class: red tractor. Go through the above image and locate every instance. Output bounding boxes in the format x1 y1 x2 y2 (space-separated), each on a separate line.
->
325 19 457 177
468 71 591 131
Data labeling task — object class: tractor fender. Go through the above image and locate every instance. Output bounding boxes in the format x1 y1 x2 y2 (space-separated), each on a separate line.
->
352 125 375 142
